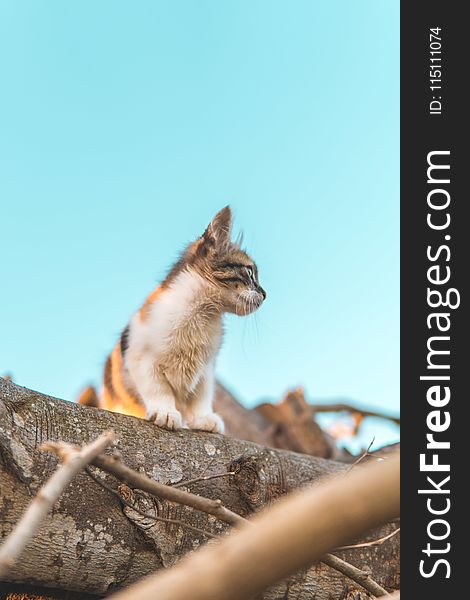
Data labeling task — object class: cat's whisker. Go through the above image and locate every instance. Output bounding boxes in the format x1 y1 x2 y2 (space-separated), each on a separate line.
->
235 293 245 317
254 312 260 342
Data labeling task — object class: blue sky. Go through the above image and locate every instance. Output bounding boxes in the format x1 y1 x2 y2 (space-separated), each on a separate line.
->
0 1 399 449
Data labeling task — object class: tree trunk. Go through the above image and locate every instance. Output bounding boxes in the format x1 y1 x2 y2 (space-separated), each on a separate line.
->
0 378 399 598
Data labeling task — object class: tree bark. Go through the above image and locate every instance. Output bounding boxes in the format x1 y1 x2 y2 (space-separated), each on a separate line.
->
0 378 399 598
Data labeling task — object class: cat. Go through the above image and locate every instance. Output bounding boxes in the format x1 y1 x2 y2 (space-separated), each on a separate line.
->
79 206 265 433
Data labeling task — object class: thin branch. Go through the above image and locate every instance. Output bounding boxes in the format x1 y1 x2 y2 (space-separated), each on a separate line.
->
85 467 216 539
310 402 400 426
345 437 376 474
172 471 236 488
91 453 246 527
322 554 388 597
0 431 115 578
198 456 217 478
336 527 400 551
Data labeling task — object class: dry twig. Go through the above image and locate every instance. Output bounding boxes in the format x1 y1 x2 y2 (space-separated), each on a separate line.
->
345 437 376 474
91 453 246 527
311 402 400 426
172 470 237 488
85 467 217 539
337 527 400 551
0 430 115 577
322 554 388 596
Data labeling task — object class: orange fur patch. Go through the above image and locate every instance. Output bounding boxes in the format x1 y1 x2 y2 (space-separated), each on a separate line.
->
139 285 165 321
77 385 100 407
102 345 146 419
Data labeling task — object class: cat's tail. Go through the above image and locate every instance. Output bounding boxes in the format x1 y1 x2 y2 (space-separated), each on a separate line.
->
77 385 101 408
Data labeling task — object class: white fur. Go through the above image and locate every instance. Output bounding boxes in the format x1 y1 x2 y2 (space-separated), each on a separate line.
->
123 269 224 432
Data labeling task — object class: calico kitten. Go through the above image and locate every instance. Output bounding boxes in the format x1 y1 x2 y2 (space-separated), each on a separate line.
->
82 206 265 432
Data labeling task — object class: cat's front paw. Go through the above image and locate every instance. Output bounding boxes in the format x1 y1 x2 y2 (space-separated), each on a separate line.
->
188 412 225 434
147 409 184 430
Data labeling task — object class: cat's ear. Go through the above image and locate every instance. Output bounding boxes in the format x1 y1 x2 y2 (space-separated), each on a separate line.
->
202 206 232 250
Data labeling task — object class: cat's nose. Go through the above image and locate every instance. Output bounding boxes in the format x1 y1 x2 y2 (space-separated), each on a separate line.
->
259 286 266 300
